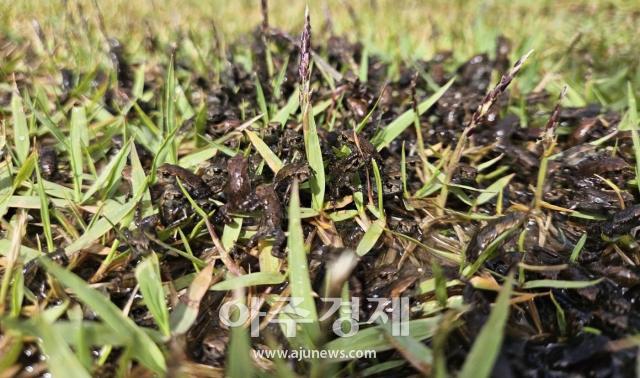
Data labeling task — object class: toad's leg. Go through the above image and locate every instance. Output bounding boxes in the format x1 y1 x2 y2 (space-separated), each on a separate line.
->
213 204 233 225
245 228 286 258
270 229 286 258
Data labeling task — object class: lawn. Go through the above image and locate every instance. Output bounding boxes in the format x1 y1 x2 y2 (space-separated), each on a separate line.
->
1 0 640 377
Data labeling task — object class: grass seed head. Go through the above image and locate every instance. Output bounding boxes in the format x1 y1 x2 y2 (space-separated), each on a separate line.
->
299 5 312 100
470 49 533 129
410 71 419 113
541 86 566 149
261 0 269 31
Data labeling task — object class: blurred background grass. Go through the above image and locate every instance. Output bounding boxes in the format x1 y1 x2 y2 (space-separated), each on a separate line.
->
0 1 639 375
2 0 639 106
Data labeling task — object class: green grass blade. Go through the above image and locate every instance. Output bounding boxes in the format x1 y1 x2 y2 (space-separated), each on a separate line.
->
328 209 359 222
255 75 269 124
64 198 138 255
0 331 22 371
69 107 87 202
12 153 36 191
627 82 640 193
176 85 195 120
476 154 504 172
81 140 130 203
287 180 320 343
135 253 170 337
356 85 386 133
356 218 385 256
0 239 39 262
521 278 602 289
381 330 433 375
178 145 220 168
164 58 177 163
31 107 69 151
132 63 146 99
67 304 92 369
39 256 166 373
372 77 454 150
133 102 161 136
324 317 441 360
273 88 300 126
0 209 26 311
10 268 24 318
272 55 289 99
226 290 253 378
459 274 513 378
311 98 332 117
11 89 30 164
305 109 325 210
35 156 54 252
569 233 587 263
211 272 285 291
149 120 182 181
0 161 13 219
222 216 243 251
42 179 76 199
549 292 567 336
34 316 91 378
475 174 514 206
246 129 283 173
312 51 342 86
361 361 407 377
130 143 153 217
372 158 384 216
359 45 369 83
401 142 409 198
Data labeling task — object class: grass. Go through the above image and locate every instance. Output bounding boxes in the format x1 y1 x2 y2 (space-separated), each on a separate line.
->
0 0 639 376
38 256 166 373
3 1 638 99
459 274 513 378
371 78 454 150
134 253 170 337
286 179 321 345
